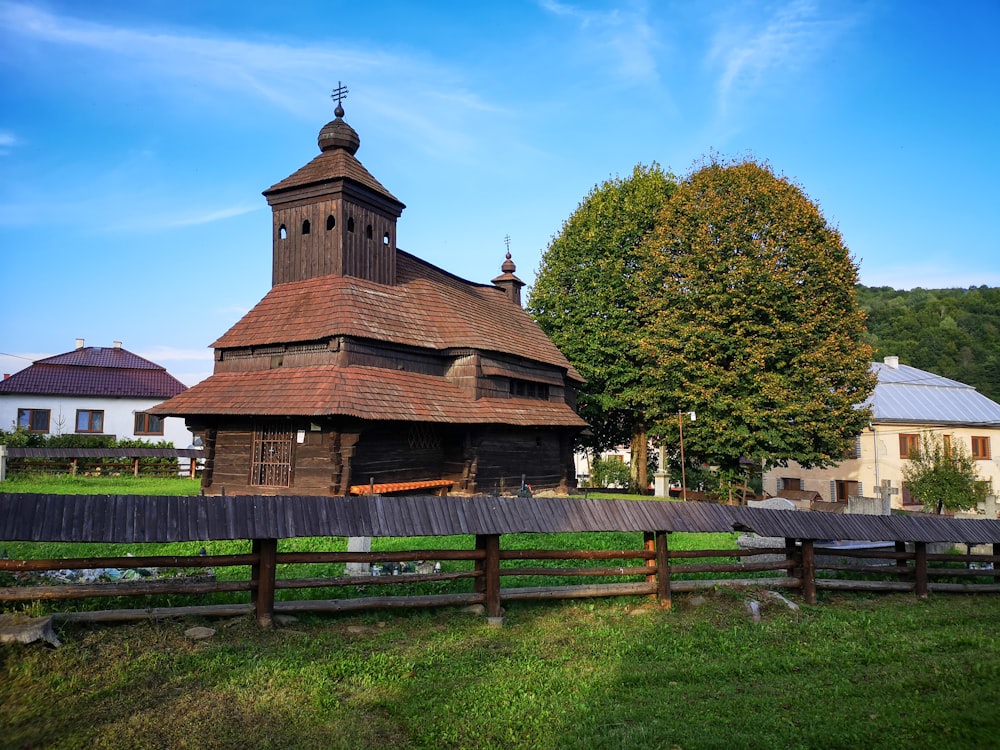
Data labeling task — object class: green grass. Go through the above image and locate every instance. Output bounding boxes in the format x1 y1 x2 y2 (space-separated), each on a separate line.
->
0 473 201 495
3 592 1000 749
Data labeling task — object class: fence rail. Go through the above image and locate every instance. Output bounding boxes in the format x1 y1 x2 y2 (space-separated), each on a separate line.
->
0 446 203 479
3 535 999 626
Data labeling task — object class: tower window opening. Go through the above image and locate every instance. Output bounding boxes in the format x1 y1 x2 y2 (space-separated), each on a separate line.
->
383 232 391 246
366 224 373 239
326 215 336 230
347 217 355 232
279 224 287 240
302 219 311 235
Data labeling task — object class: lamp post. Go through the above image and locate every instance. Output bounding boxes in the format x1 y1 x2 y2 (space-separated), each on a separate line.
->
678 411 696 501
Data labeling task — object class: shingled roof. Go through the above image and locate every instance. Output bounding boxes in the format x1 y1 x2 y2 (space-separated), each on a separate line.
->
212 250 584 383
0 345 186 399
151 365 586 426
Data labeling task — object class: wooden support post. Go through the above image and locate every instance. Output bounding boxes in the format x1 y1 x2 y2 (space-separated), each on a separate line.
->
476 534 502 620
914 541 928 599
643 532 656 586
801 539 816 605
133 458 140 476
251 538 278 627
655 530 671 609
785 537 801 580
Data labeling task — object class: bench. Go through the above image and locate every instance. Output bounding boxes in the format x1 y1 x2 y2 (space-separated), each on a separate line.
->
348 479 454 496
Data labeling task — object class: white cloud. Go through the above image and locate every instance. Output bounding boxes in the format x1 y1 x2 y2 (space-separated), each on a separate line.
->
707 0 859 117
0 130 16 155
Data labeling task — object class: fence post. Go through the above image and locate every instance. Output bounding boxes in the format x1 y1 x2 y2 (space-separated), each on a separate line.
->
0 444 6 482
914 541 928 599
655 530 671 609
251 538 278 627
643 531 655 586
475 534 502 621
800 539 816 605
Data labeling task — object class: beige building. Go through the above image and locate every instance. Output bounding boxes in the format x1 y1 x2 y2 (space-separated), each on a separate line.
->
763 357 1000 509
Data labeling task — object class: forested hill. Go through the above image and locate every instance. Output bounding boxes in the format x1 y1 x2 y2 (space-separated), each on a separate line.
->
857 285 1000 401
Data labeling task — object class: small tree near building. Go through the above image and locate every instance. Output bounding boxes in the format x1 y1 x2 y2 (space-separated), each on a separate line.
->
902 433 991 514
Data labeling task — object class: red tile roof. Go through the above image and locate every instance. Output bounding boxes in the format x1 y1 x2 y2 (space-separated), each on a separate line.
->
212 250 583 383
150 365 586 427
0 347 187 399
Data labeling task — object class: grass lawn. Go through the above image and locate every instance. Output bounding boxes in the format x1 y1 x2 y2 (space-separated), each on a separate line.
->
3 592 1000 749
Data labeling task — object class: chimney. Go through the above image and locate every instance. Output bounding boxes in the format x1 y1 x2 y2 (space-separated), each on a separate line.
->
884 355 899 369
75 338 85 349
113 341 122 349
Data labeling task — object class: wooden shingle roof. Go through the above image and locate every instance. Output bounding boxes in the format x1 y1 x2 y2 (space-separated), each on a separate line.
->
3 493 999 545
151 365 586 426
263 146 402 206
212 250 583 383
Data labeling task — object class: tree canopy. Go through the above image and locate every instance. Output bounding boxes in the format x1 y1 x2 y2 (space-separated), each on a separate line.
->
527 164 676 490
635 158 876 475
858 285 1000 401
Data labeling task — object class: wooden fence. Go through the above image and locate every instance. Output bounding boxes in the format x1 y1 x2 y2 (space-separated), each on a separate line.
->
4 534 1000 627
0 446 203 479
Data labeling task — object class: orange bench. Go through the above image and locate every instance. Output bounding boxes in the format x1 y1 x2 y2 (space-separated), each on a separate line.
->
349 479 454 496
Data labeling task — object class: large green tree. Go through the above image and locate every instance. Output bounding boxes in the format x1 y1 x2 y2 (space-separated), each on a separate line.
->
902 433 990 514
527 164 676 492
635 158 876 477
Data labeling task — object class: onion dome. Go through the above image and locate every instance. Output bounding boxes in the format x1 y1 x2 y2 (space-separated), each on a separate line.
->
318 102 360 155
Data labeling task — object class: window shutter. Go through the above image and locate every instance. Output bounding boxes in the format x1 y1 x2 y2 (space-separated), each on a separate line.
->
829 481 836 503
858 482 864 498
776 477 784 492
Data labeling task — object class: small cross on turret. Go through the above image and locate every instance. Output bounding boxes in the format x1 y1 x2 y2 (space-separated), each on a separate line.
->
331 81 349 118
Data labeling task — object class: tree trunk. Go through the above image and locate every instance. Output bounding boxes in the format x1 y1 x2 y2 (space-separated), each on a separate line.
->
630 424 648 494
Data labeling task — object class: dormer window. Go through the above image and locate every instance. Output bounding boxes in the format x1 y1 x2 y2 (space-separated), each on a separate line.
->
302 219 311 235
511 379 549 400
326 215 336 230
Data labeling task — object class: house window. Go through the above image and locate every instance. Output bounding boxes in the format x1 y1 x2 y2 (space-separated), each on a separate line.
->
972 436 992 460
835 480 859 503
510 379 550 400
943 434 952 455
17 408 50 432
899 433 920 459
134 412 164 436
781 477 802 491
250 423 294 487
75 409 104 433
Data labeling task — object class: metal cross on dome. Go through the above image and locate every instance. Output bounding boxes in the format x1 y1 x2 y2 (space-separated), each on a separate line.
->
331 81 349 116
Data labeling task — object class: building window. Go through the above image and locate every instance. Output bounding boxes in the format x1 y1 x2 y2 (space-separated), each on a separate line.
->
899 433 920 459
326 215 336 230
75 409 104 433
250 423 294 487
347 217 355 232
835 480 859 503
781 477 802 491
302 219 311 235
17 408 50 432
134 412 164 436
279 224 287 240
366 224 373 239
510 379 550 400
383 232 391 246
972 436 992 460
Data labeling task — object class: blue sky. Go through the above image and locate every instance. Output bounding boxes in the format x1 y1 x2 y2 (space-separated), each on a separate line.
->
1 0 998 387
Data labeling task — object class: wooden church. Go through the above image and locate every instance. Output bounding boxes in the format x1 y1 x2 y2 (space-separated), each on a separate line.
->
152 92 586 496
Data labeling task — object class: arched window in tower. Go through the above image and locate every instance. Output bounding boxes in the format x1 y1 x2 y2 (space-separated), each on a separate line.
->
326 215 335 231
383 232 391 246
302 219 311 235
347 217 355 232
279 224 287 240
366 224 373 240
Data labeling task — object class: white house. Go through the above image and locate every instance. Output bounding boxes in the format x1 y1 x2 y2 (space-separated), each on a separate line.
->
763 356 1000 509
0 339 192 448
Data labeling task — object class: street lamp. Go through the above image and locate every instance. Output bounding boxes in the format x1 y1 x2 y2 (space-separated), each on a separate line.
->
679 411 696 501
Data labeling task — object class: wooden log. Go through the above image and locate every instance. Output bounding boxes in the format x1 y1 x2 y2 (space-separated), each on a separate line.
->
0 577 247 602
816 579 914 592
273 571 475 589
272 592 483 613
671 560 794 574
0 554 256 573
479 534 502 618
276 549 484 565
499 582 655 601
914 541 928 599
498 549 652 561
655 530 670 609
498 565 651 578
55 603 254 623
252 539 278 627
801 539 816 605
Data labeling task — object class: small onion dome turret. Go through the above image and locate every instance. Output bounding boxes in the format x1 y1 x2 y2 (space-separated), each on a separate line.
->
318 102 360 155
